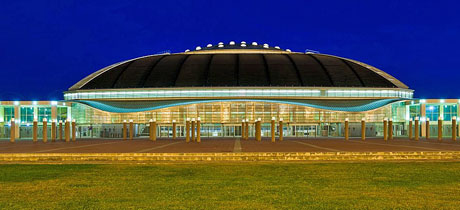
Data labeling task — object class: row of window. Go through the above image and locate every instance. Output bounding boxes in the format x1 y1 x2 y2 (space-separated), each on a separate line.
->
409 104 458 121
2 107 68 123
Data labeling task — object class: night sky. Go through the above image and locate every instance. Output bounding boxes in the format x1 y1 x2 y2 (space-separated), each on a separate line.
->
1 0 459 100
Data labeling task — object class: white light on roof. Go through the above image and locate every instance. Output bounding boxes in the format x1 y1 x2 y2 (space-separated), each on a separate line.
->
32 101 37 105
241 43 246 47
274 46 280 49
420 99 426 103
51 101 58 105
185 49 190 52
207 44 212 47
241 41 246 44
218 42 223 45
286 49 291 52
195 46 202 50
252 42 258 46
13 101 19 106
218 44 224 48
229 41 235 45
440 99 445 103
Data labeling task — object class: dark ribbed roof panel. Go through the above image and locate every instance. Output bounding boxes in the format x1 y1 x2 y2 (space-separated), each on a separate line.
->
313 55 363 87
238 54 269 86
175 54 211 87
344 60 396 87
289 54 333 86
143 54 188 87
113 56 162 89
207 54 237 86
264 54 301 86
83 61 132 89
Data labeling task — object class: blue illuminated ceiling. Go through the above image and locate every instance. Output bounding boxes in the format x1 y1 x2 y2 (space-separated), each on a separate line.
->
70 99 403 113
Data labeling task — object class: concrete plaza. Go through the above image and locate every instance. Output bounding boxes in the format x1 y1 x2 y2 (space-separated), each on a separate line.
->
1 137 460 153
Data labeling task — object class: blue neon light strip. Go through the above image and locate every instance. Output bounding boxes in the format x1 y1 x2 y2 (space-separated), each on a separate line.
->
70 98 402 113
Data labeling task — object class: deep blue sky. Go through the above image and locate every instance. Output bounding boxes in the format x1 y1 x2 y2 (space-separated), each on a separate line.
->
1 0 459 100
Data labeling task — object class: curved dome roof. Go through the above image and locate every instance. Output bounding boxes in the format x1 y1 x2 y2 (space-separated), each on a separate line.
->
69 44 408 91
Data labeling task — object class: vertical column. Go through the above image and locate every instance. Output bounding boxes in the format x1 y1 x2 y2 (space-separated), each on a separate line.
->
452 116 457 141
256 118 262 141
129 119 134 140
415 117 419 141
149 119 154 141
65 120 70 142
271 117 275 143
186 118 190 143
383 118 388 141
408 119 413 140
241 119 245 139
245 119 249 140
153 119 157 141
279 118 284 141
420 103 427 137
59 120 63 141
10 118 15 143
389 119 393 140
172 120 177 140
344 118 349 141
72 120 76 142
42 118 48 143
425 118 430 139
361 118 366 141
123 120 127 140
33 118 38 143
191 118 196 142
51 120 56 142
438 116 442 141
197 117 201 143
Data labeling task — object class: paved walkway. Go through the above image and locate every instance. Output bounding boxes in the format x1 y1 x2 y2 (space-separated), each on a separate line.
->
1 137 460 153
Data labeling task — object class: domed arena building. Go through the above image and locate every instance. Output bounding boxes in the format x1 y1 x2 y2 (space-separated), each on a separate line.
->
62 41 416 138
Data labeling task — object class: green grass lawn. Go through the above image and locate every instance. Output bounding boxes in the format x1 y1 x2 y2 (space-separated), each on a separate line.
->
1 162 460 209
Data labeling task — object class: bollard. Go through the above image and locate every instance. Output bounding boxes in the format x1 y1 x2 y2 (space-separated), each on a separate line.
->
438 116 443 141
271 117 276 143
415 117 419 141
172 120 177 140
51 120 56 142
197 117 201 143
279 118 284 141
344 118 349 140
426 118 430 139
42 118 48 143
191 118 196 142
123 120 127 140
10 118 15 143
65 120 70 142
408 119 413 140
453 116 457 141
72 120 76 142
33 119 38 143
185 118 190 142
383 118 388 141
129 120 134 140
389 119 393 140
59 120 63 141
361 118 366 141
